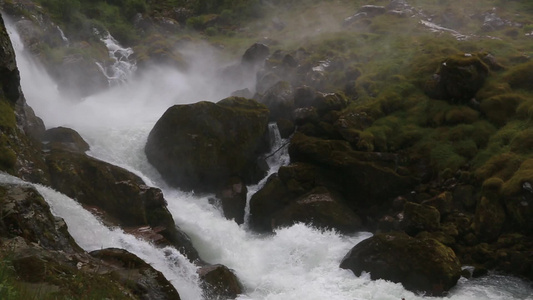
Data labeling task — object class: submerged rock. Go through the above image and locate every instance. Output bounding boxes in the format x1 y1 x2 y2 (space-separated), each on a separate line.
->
340 232 462 296
145 97 270 193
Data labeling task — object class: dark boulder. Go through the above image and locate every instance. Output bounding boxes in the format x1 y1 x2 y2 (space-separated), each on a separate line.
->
271 187 363 232
241 43 270 67
42 127 90 153
145 97 270 193
289 132 415 209
249 163 362 233
340 232 462 296
216 176 248 225
425 53 490 103
0 183 80 252
198 264 243 299
402 202 441 236
44 148 200 261
91 248 181 300
259 81 294 122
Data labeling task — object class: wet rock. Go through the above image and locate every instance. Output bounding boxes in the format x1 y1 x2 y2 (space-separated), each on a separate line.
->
145 97 270 193
42 127 90 153
44 149 200 261
422 191 454 216
91 248 181 300
217 177 248 225
340 232 462 296
0 183 80 252
271 187 363 233
289 132 415 209
241 43 270 67
198 264 243 299
402 202 441 235
259 81 294 122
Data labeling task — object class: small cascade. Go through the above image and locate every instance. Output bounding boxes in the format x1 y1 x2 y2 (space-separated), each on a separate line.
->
265 123 290 171
56 25 69 46
94 29 137 86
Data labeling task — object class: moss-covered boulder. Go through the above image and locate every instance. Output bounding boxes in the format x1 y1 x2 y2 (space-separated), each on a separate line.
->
271 186 363 232
44 148 200 261
198 264 243 299
259 81 294 122
425 53 490 103
249 162 363 233
145 97 270 193
402 202 441 235
90 248 181 300
288 132 415 209
340 232 462 296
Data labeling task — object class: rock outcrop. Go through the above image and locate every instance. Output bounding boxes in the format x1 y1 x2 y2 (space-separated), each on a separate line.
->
340 232 462 296
44 144 200 261
145 97 270 193
0 182 181 299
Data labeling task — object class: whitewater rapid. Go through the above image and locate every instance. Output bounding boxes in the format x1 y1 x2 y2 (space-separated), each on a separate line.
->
7 25 533 300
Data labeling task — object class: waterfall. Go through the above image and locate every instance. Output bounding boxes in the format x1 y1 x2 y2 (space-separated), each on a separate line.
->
6 23 533 300
94 29 137 86
56 25 69 46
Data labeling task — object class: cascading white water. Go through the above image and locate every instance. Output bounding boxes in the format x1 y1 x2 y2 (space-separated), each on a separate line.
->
94 29 137 86
6 24 533 300
0 172 203 299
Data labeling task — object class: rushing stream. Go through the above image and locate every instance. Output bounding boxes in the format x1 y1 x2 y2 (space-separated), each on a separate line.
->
6 24 533 300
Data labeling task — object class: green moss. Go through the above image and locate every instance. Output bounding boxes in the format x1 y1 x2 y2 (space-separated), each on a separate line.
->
444 106 479 125
504 61 533 91
482 177 504 193
509 129 533 155
475 152 523 182
0 100 16 129
430 142 466 172
516 98 533 120
480 94 525 126
501 159 533 197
